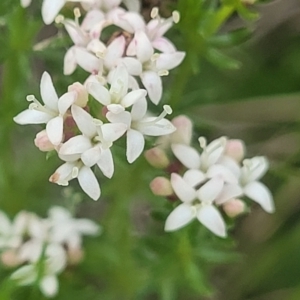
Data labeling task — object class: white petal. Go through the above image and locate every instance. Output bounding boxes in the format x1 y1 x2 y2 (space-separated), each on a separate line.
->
58 91 76 115
81 146 102 167
42 0 65 25
75 47 101 74
0 211 11 235
71 105 97 138
156 52 186 71
97 148 114 178
152 37 176 53
64 47 77 75
218 156 241 178
244 181 275 213
75 219 100 235
170 173 196 203
126 129 145 163
165 203 196 231
87 82 111 105
13 109 52 124
106 111 131 127
49 162 74 184
121 57 142 76
171 144 201 169
46 116 63 145
138 118 175 136
135 31 154 63
11 265 36 285
215 183 243 205
104 36 126 70
121 89 147 108
140 71 162 105
197 177 224 203
110 64 129 99
197 205 227 237
246 157 269 182
59 135 92 156
81 9 105 32
122 0 141 12
78 166 101 200
107 104 125 114
183 169 206 187
40 276 58 298
40 72 59 111
101 123 127 142
131 98 147 121
206 164 238 184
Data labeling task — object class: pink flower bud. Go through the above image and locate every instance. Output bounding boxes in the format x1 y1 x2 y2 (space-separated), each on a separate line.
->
144 147 170 169
34 130 55 152
223 198 246 218
1 250 21 268
224 139 245 162
67 247 84 265
150 177 173 196
171 115 193 145
68 82 88 107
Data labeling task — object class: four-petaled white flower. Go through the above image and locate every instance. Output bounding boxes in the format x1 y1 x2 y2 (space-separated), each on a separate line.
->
165 170 243 237
14 72 76 145
106 98 176 163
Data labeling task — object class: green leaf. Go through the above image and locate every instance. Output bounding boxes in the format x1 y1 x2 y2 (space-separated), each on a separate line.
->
205 48 241 69
208 27 252 48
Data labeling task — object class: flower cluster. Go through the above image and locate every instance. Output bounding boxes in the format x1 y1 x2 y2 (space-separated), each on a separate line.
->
15 1 185 200
0 207 100 298
148 115 274 237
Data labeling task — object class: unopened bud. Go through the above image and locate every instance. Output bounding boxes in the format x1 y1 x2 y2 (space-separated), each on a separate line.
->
223 198 246 218
144 147 170 169
224 139 245 162
150 177 173 196
68 82 88 107
67 247 84 265
1 250 21 268
171 115 193 145
34 130 55 152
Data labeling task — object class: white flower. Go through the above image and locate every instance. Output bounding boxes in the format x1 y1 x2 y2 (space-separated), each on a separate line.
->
11 243 66 298
106 98 176 163
126 7 180 54
165 171 242 237
0 211 34 250
240 157 275 213
14 72 76 145
131 30 185 104
47 206 100 250
87 64 146 114
49 158 101 201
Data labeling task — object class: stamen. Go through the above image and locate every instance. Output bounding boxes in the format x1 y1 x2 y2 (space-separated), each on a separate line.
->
151 7 159 19
29 103 39 110
55 15 64 24
72 167 79 178
158 70 169 76
172 11 180 23
26 95 35 102
199 137 207 149
163 105 172 115
74 7 81 20
96 50 106 59
151 53 160 62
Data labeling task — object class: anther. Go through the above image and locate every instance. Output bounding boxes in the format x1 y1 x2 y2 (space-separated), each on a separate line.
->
199 137 207 149
26 95 35 102
172 11 180 23
158 70 169 76
151 7 159 19
55 15 64 24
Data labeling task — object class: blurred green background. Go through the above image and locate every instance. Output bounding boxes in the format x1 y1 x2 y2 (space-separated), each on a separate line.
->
1 0 300 299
